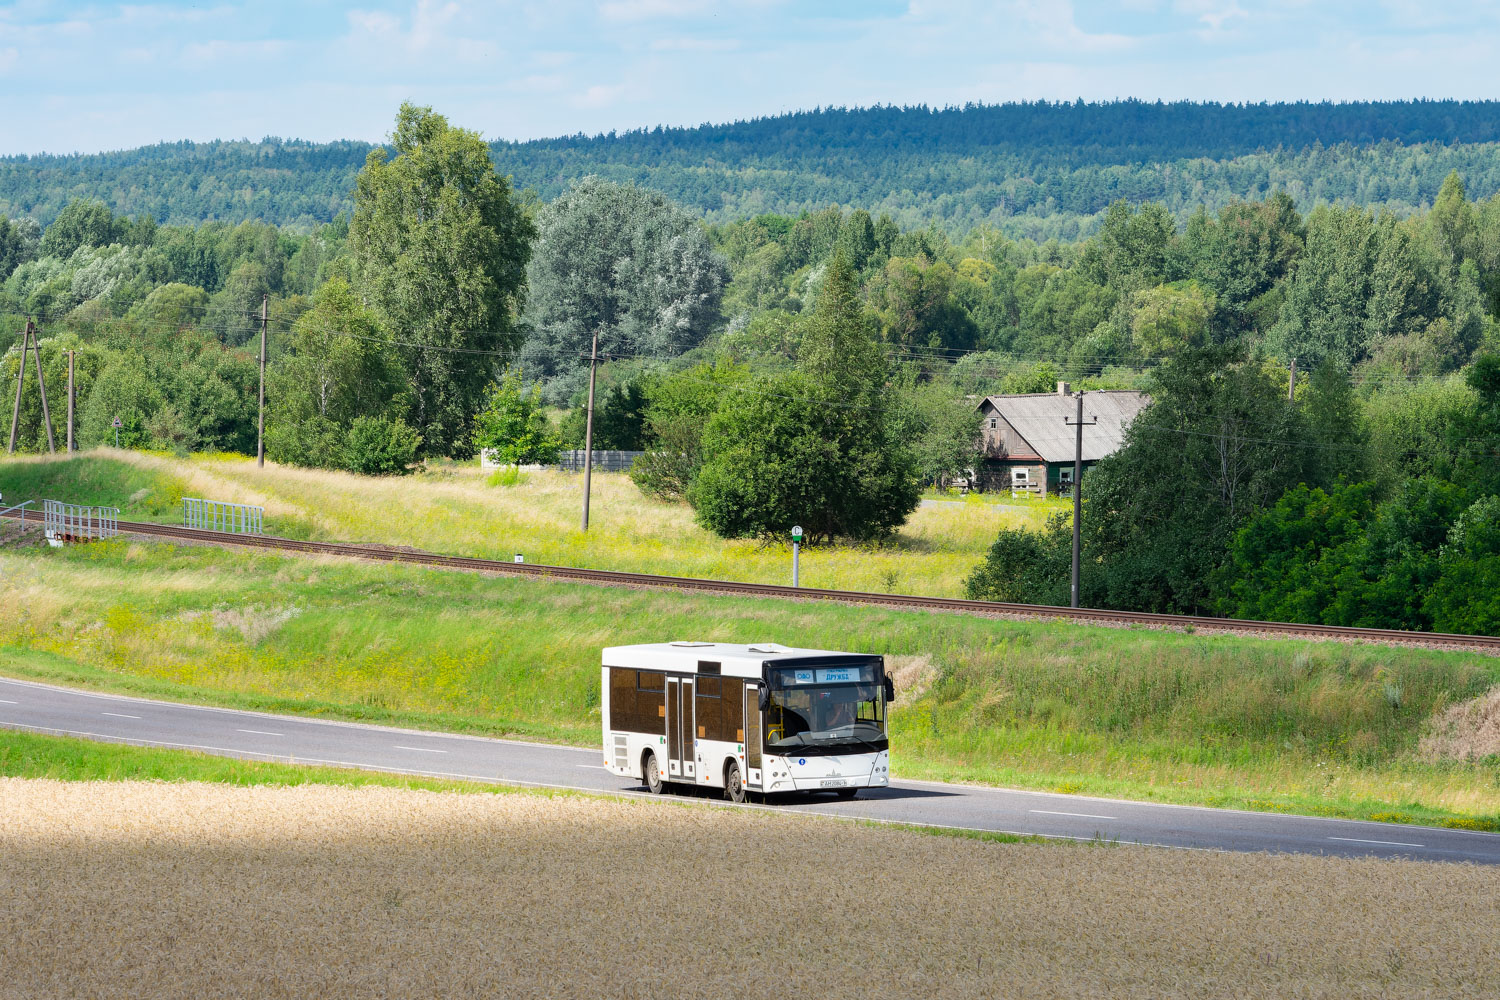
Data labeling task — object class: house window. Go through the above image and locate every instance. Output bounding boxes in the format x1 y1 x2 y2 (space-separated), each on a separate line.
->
1011 469 1029 484
989 418 997 429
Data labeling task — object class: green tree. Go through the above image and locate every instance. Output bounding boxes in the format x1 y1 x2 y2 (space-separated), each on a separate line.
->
688 251 920 541
888 372 982 487
866 255 978 351
129 283 209 340
521 176 727 403
630 361 748 502
349 103 535 459
0 217 40 282
1081 345 1313 613
205 261 270 346
1180 193 1303 333
1216 482 1377 623
1079 201 1178 291
472 367 558 465
38 199 126 259
1428 171 1478 274
265 278 407 469
1424 496 1500 634
1129 282 1214 357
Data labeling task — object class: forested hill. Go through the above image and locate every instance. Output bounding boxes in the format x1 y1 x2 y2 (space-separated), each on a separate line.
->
7 100 1500 237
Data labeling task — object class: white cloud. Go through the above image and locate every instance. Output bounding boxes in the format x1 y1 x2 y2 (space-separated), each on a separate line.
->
179 39 293 68
650 37 738 51
597 0 710 23
573 82 627 108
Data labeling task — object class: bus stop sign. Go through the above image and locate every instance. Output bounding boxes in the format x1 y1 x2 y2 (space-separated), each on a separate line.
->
791 525 803 543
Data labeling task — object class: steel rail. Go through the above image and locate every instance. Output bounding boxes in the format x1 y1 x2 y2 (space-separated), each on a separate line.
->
7 508 1500 652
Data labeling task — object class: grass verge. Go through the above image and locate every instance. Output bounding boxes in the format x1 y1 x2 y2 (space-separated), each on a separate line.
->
0 726 521 795
3 537 1499 829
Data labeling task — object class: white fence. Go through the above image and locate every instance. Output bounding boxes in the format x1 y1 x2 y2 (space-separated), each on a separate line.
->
183 497 264 534
43 499 118 542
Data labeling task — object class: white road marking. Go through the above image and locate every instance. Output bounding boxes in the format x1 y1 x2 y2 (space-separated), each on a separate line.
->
1328 836 1425 848
0 699 17 704
101 712 141 719
236 729 283 736
1030 809 1117 820
577 764 607 770
393 745 448 754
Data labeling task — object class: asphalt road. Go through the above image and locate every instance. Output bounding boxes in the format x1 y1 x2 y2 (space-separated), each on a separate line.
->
4 674 1498 865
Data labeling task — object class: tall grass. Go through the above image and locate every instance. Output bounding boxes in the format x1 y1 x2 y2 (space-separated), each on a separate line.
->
0 451 1042 596
3 539 1499 824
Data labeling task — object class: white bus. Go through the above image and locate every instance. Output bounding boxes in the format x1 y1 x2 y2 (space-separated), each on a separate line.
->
601 642 894 802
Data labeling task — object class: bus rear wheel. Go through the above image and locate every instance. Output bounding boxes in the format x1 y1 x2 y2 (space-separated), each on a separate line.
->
724 763 747 804
643 751 665 795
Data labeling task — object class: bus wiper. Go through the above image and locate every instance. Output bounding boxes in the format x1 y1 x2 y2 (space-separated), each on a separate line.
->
813 731 883 754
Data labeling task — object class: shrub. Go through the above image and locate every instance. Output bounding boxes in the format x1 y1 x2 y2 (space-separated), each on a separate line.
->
964 515 1073 604
342 416 421 476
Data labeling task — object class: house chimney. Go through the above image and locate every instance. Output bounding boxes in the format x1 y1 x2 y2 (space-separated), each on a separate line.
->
1057 381 1071 396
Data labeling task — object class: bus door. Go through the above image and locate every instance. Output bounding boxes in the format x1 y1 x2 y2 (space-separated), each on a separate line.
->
744 684 762 788
667 678 695 779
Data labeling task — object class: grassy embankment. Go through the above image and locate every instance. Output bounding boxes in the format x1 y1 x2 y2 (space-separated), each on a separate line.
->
3 535 1499 829
5 778 1498 998
0 450 1050 596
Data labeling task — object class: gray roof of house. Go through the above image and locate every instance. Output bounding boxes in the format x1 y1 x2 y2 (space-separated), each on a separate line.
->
979 391 1151 464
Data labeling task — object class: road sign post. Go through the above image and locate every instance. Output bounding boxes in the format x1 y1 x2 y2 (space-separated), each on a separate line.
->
791 525 803 587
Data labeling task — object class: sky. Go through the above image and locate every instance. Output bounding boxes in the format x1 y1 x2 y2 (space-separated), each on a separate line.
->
1 1 1497 155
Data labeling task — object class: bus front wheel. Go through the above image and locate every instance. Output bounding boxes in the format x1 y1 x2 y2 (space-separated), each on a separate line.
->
724 763 747 804
643 751 665 794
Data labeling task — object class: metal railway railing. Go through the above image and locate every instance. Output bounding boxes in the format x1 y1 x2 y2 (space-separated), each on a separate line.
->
42 499 119 542
0 500 33 541
183 497 264 535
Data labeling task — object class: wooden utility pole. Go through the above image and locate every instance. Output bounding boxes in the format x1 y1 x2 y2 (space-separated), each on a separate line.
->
580 328 600 531
1064 390 1096 609
8 320 28 454
66 350 75 453
8 318 55 455
256 294 267 468
1288 357 1297 402
30 322 56 454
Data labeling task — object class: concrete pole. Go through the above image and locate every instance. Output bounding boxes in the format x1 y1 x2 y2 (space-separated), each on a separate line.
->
257 294 267 468
581 328 600 531
67 350 75 454
1071 390 1084 609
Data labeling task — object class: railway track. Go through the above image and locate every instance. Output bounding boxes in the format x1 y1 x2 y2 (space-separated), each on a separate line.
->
9 508 1500 652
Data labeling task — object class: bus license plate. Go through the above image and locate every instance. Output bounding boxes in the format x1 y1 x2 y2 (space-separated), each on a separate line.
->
820 778 847 788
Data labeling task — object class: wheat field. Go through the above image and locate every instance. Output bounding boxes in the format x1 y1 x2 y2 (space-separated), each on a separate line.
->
2 778 1496 999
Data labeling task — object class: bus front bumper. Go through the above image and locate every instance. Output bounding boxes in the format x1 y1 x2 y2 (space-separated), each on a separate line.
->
760 751 890 793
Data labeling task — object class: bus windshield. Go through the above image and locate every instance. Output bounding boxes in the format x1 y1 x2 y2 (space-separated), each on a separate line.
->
764 682 885 750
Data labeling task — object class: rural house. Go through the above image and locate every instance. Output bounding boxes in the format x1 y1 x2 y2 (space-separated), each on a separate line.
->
975 385 1150 496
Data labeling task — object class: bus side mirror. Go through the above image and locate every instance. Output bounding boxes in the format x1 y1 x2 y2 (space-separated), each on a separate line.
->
757 685 770 711
883 676 895 702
